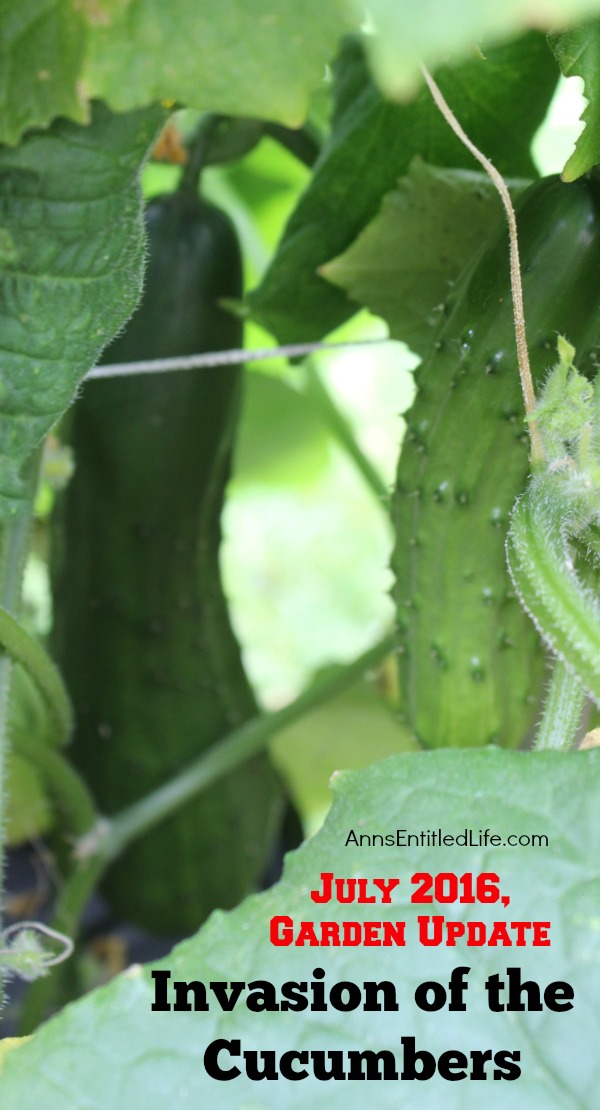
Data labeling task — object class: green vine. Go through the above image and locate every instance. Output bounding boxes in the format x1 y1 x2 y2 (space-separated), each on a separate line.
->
507 339 600 748
0 448 46 1002
0 609 72 749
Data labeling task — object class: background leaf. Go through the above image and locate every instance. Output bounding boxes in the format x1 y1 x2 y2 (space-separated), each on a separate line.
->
270 668 418 831
6 1 600 146
248 32 558 344
365 0 600 98
550 19 600 179
0 102 163 519
3 749 599 1108
322 162 529 357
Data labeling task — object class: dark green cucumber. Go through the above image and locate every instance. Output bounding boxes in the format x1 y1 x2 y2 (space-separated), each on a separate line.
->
392 175 600 749
51 187 283 933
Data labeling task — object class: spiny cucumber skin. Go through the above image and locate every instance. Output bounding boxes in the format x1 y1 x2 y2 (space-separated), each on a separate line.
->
51 192 283 934
392 175 600 750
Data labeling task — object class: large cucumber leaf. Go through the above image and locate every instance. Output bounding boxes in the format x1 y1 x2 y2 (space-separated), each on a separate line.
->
6 2 600 147
0 101 164 520
2 749 598 1108
0 0 353 145
248 33 557 344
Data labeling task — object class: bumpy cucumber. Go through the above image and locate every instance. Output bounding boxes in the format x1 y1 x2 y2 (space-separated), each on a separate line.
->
392 175 600 749
51 186 283 933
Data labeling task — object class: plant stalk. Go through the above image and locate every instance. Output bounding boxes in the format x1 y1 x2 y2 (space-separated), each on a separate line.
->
534 659 587 751
421 66 543 467
0 449 43 950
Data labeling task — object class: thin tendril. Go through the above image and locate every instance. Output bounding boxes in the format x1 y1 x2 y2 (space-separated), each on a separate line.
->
421 66 544 468
1 921 74 967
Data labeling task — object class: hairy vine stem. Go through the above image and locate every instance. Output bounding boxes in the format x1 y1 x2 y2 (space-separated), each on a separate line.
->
533 660 587 751
421 66 543 467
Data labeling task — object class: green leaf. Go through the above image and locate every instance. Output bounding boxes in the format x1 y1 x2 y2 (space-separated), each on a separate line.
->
4 752 53 846
322 161 529 357
0 1 353 145
365 0 600 99
0 101 164 520
0 4 89 145
0 1038 31 1075
84 0 351 129
5 665 55 845
3 749 599 1107
248 32 558 344
550 20 600 179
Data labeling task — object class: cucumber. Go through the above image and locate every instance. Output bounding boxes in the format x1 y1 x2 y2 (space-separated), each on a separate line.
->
51 185 284 933
392 175 600 749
